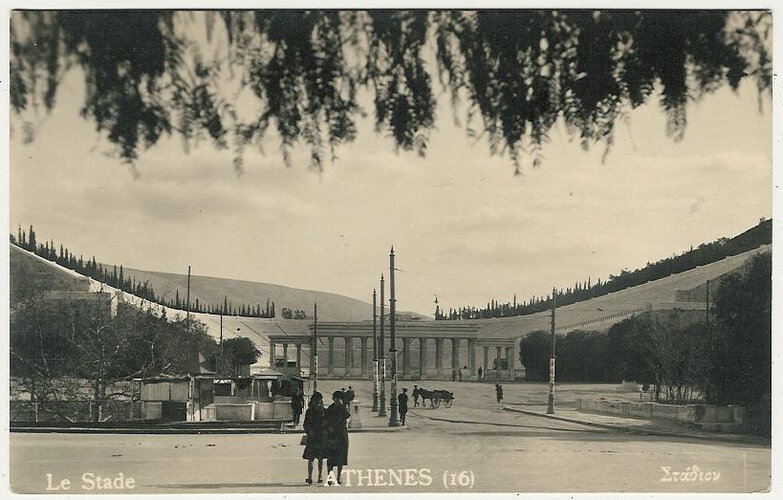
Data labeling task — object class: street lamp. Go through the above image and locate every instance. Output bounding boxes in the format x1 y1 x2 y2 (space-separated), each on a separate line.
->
372 289 379 412
312 302 318 394
547 287 556 415
378 275 387 417
388 247 401 427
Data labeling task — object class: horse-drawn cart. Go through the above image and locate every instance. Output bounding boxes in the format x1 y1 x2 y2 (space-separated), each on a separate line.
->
419 388 454 408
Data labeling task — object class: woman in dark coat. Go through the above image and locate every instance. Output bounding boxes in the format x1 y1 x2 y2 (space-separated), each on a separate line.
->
323 390 350 485
302 391 326 484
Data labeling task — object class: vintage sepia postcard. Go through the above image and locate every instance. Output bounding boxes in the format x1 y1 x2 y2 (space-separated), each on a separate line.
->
3 3 778 498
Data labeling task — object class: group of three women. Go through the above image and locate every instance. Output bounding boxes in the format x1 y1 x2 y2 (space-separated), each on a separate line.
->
301 390 350 486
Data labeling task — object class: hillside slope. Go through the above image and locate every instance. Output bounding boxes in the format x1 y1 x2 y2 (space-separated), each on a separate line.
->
474 243 771 339
121 268 378 322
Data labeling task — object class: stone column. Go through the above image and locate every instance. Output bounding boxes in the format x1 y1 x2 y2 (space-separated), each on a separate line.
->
419 337 427 375
496 346 503 379
269 340 275 368
435 338 444 370
468 339 477 376
328 337 335 376
283 343 289 367
483 345 489 377
361 336 368 376
296 344 302 374
451 338 460 370
402 337 411 377
344 336 352 372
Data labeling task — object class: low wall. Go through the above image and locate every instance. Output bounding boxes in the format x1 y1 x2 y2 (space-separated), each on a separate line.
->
577 398 746 426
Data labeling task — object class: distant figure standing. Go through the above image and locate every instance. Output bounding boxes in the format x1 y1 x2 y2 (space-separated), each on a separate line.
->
478 366 483 380
412 385 420 407
495 383 504 404
451 369 457 382
324 391 350 485
458 369 463 382
398 388 409 425
345 386 355 414
291 388 305 426
302 391 326 484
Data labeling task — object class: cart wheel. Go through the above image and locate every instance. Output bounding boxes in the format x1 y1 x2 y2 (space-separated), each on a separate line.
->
444 399 453 408
432 399 441 408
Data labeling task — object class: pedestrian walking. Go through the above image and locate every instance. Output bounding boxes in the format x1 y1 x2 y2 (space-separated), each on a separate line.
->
291 388 305 427
324 391 350 486
398 388 409 425
495 383 504 405
478 366 483 380
451 369 457 381
458 369 463 382
345 386 355 414
412 384 420 407
302 391 326 485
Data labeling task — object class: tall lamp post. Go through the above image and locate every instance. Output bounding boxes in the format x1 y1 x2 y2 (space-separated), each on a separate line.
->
372 289 379 412
547 287 557 414
312 302 318 394
388 247 401 427
378 275 387 417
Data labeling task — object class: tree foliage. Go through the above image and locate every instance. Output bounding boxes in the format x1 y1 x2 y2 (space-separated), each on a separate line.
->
709 252 771 407
10 10 771 172
10 299 219 420
221 336 259 375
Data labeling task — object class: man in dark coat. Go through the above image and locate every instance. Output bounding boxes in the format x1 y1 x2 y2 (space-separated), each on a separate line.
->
291 388 305 427
412 385 420 407
398 388 409 425
495 384 504 404
324 391 350 485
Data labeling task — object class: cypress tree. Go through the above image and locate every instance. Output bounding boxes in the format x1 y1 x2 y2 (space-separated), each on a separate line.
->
28 225 36 252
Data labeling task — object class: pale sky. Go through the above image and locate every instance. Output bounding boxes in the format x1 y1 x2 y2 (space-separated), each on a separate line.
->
8 15 773 317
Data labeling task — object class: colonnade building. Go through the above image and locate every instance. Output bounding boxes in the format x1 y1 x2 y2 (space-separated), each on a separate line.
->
269 321 523 381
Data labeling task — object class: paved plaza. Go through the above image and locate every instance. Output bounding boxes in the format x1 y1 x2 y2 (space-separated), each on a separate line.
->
10 381 771 493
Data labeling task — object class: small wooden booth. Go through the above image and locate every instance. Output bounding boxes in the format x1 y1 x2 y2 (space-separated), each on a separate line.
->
135 371 304 423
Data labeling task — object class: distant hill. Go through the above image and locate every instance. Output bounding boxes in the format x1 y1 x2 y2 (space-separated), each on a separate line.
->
120 268 424 322
438 217 773 320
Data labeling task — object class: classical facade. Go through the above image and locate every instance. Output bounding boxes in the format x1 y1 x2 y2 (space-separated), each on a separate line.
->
268 321 523 381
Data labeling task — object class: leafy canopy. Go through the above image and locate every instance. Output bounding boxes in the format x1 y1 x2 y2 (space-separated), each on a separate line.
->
10 10 771 173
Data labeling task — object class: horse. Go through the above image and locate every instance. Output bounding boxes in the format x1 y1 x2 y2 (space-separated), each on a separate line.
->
417 388 437 408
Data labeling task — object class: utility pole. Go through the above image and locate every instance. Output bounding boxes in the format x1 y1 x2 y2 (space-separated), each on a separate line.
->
220 295 226 372
186 265 191 332
372 289 379 412
379 274 387 417
705 279 711 335
312 302 318 394
388 247 401 427
547 287 556 414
